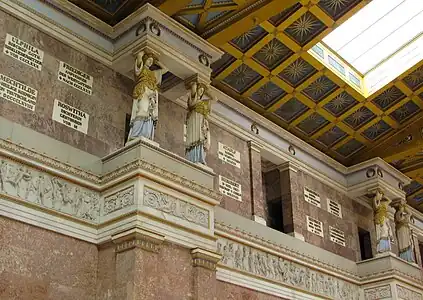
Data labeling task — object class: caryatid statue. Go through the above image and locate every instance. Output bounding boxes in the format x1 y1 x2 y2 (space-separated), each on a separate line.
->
185 80 216 165
373 190 394 254
127 50 167 143
395 202 415 263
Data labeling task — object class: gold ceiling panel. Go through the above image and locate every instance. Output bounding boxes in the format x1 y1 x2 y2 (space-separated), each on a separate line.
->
204 0 423 208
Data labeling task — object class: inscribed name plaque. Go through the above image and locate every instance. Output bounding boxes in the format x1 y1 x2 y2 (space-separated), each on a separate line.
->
52 99 89 134
3 34 44 71
218 142 241 168
58 61 93 95
0 73 37 111
219 175 242 201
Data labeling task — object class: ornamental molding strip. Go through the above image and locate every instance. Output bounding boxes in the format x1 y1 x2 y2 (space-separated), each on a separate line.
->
0 139 101 185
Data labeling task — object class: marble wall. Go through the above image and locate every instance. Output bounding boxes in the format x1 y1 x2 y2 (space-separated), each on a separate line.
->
292 170 374 261
0 217 98 300
0 11 133 157
0 10 253 219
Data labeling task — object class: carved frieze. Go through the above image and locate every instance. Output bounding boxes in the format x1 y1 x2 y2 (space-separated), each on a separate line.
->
0 158 99 222
103 186 134 215
364 285 392 300
143 187 209 228
217 237 360 300
397 285 422 300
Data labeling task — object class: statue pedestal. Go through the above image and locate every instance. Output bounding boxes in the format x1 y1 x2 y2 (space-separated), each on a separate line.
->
125 137 160 148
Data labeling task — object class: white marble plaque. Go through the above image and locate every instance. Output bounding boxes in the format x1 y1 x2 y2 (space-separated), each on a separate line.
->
219 175 242 201
58 61 93 95
0 73 37 111
218 142 241 168
3 34 44 71
52 99 89 134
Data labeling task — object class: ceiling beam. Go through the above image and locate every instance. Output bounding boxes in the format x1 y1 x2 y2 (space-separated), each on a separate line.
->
207 0 298 46
159 0 194 16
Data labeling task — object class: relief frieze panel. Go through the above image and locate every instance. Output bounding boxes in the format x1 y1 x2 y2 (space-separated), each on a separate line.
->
364 285 392 300
143 187 209 228
103 186 134 215
397 285 422 300
217 237 360 300
0 157 99 222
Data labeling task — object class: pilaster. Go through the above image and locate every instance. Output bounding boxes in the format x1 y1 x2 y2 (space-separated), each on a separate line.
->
191 248 221 300
412 233 422 267
111 227 165 300
278 161 302 238
248 140 266 225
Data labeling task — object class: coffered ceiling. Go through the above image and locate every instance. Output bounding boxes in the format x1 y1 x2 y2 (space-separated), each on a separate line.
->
50 0 423 209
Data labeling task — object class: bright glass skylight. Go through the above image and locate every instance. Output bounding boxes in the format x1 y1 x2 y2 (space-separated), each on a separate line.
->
323 0 423 75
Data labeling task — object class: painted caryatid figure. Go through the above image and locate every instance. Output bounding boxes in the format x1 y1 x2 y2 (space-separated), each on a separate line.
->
127 50 167 142
373 190 394 254
185 81 215 165
395 203 415 263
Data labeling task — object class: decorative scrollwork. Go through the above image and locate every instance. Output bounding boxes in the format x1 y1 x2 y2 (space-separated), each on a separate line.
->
103 186 134 215
366 168 376 178
199 54 210 67
149 22 161 36
143 187 209 228
250 122 259 135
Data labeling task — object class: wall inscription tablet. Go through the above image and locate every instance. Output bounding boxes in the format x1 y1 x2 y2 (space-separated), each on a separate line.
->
0 73 37 111
3 34 44 71
58 61 93 95
218 142 241 168
52 99 89 134
219 175 242 201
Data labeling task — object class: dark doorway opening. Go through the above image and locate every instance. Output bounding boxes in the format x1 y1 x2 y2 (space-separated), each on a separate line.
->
358 227 373 260
267 198 284 232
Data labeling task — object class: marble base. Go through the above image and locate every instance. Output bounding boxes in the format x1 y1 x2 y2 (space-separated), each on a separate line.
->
288 232 305 241
125 137 160 148
252 215 267 226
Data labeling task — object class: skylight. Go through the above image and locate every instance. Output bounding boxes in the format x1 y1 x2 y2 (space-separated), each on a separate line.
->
314 0 423 95
324 0 423 74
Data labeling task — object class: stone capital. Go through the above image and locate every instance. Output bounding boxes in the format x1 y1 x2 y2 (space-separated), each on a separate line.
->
248 140 263 153
278 161 300 173
112 227 165 253
132 43 161 59
391 198 407 209
184 73 211 89
191 248 221 270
